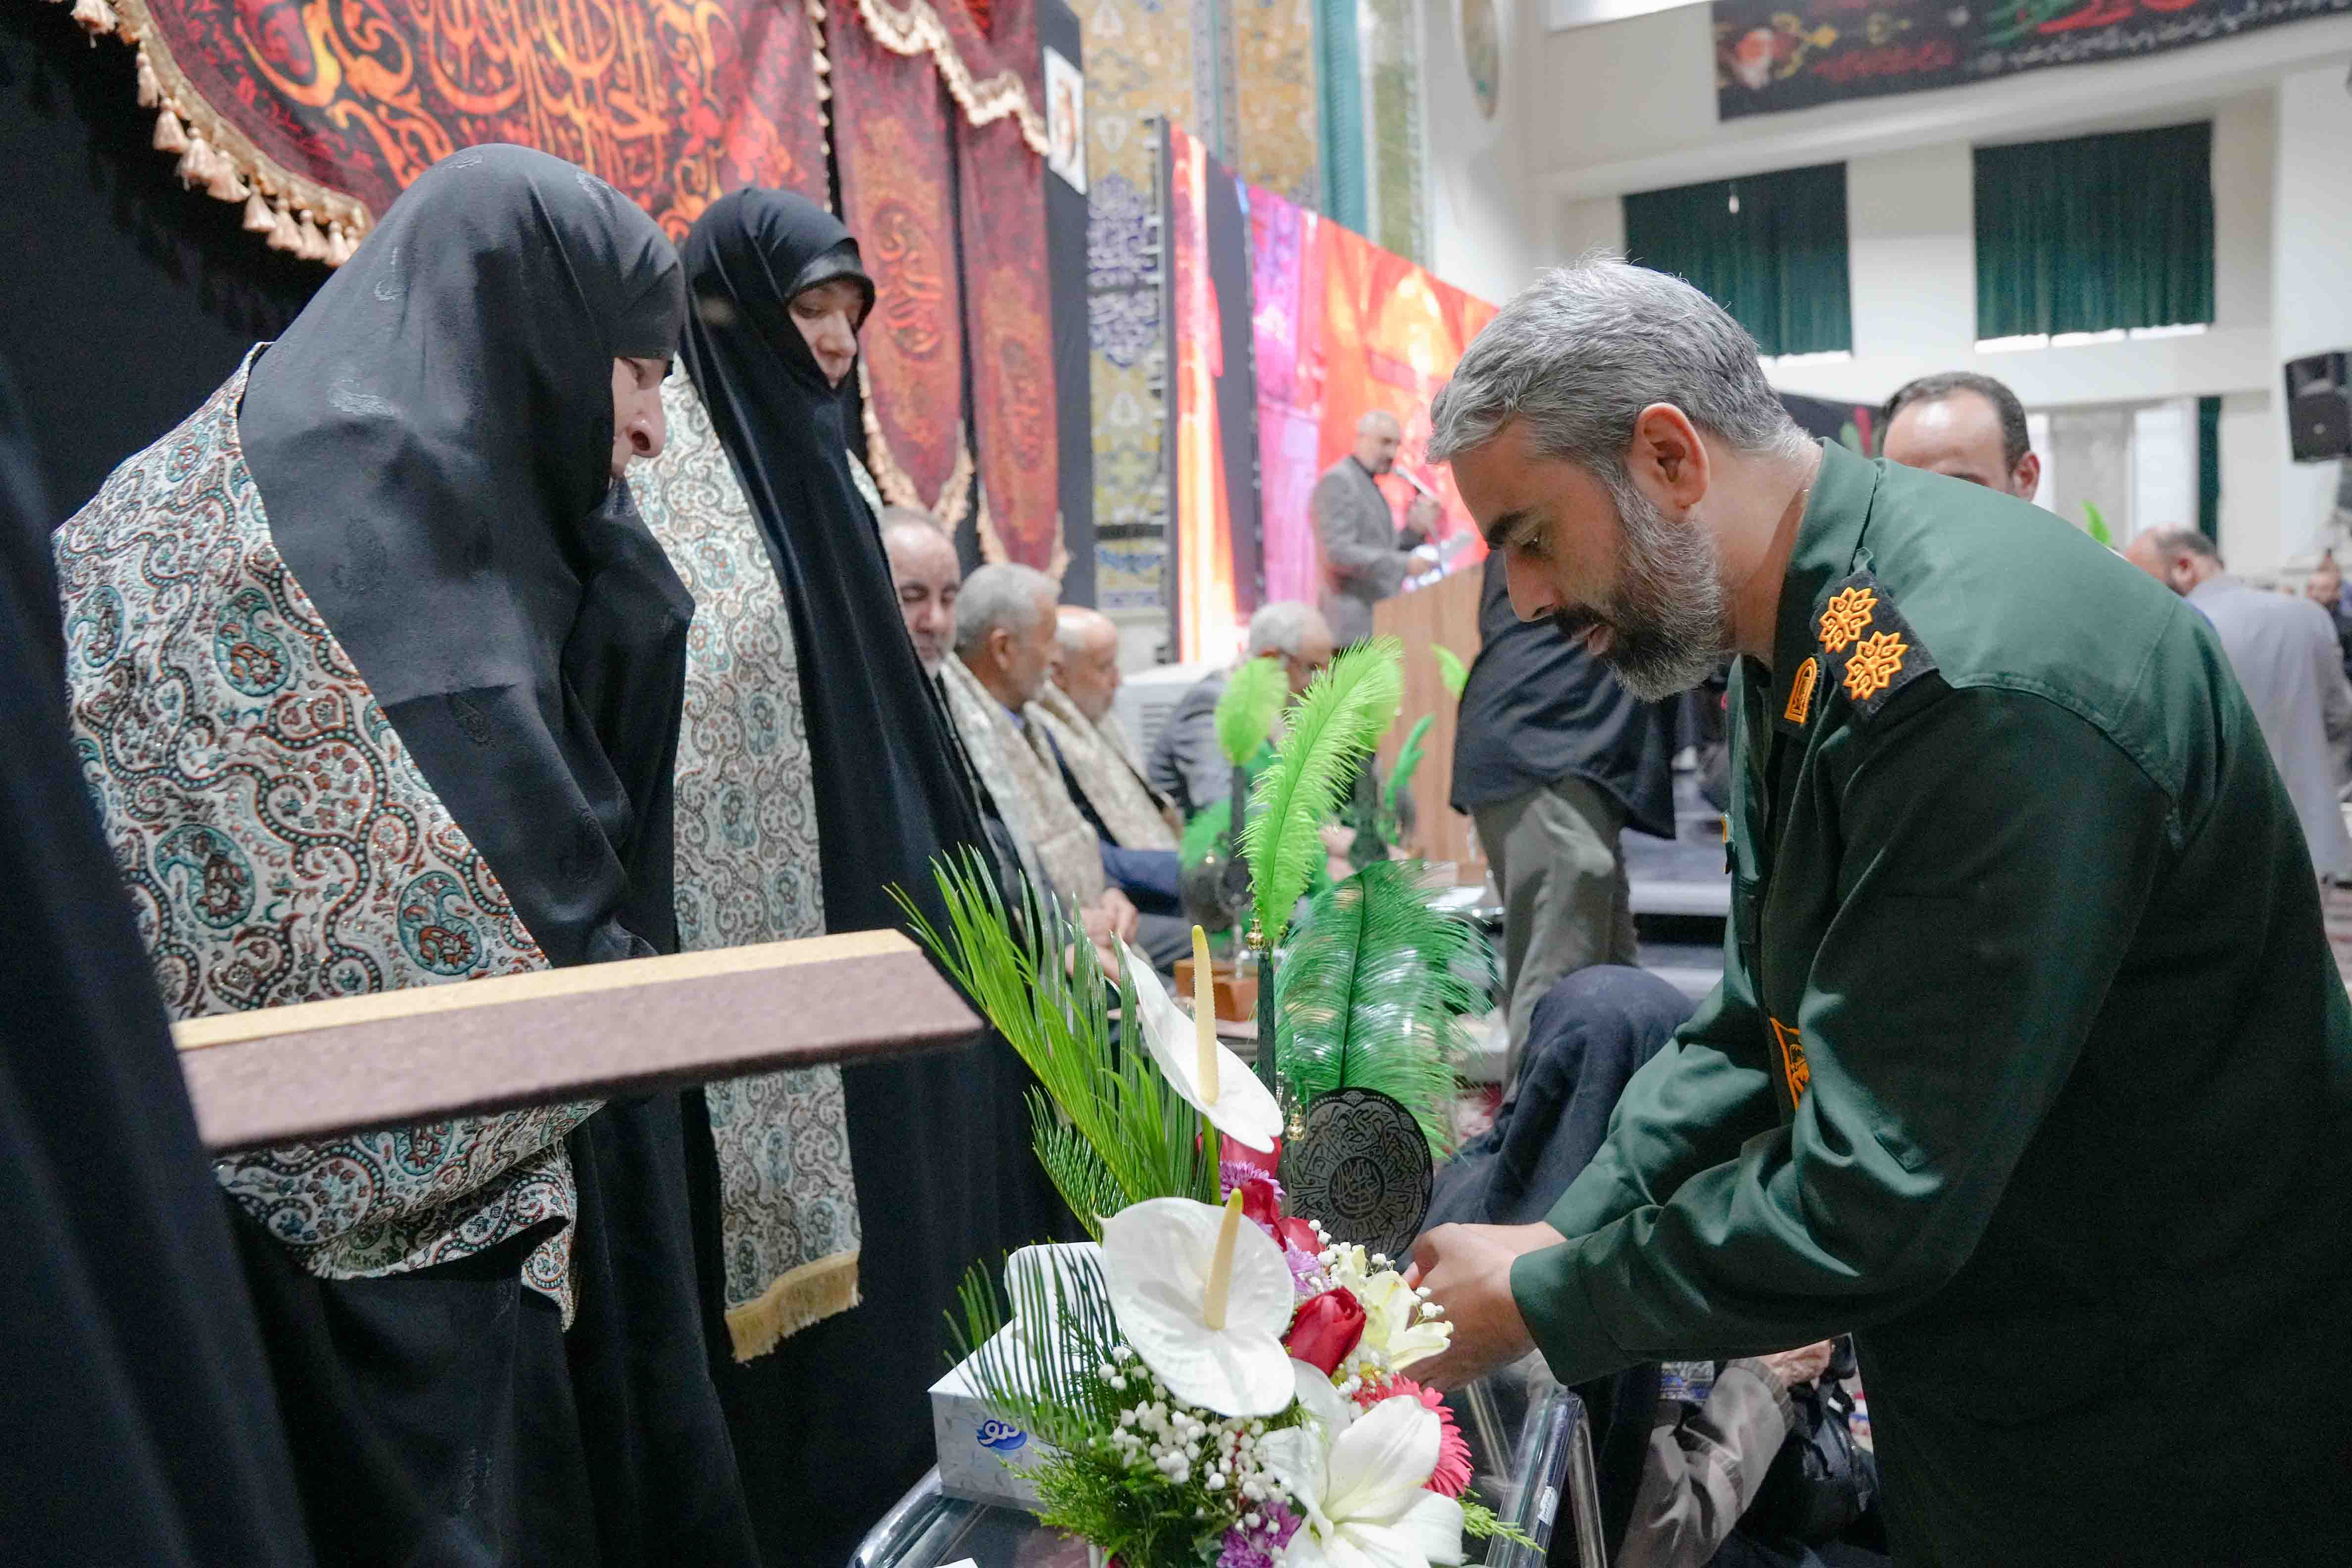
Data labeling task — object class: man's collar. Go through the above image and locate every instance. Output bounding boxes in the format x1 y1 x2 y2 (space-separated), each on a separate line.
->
1760 441 1880 713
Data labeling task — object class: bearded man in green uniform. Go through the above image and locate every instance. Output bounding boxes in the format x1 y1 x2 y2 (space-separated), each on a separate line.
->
1408 261 2352 1563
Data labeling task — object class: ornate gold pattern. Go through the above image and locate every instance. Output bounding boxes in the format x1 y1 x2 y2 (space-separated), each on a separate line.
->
1842 630 1910 703
1817 586 1877 653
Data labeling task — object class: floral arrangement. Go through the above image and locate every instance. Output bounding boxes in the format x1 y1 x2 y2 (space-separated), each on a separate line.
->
902 638 1510 1568
933 931 1523 1568
954 1171 1526 1568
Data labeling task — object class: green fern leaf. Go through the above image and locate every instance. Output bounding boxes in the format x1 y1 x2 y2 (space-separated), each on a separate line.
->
1384 714 1434 823
1241 637 1404 945
1432 644 1470 699
1274 859 1475 1153
1215 656 1289 767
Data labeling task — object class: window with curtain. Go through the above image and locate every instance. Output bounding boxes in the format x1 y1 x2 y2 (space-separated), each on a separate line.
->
1621 162 1852 358
1974 121 2213 342
1315 0 1367 235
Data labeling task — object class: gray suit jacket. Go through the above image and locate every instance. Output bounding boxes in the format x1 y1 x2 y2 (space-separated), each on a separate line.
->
1311 457 1414 645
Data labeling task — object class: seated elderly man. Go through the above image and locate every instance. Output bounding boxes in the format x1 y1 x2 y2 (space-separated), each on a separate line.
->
1147 601 1335 819
941 562 1189 966
1037 608 1186 915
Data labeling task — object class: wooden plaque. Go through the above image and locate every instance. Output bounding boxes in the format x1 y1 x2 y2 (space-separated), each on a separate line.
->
175 931 980 1153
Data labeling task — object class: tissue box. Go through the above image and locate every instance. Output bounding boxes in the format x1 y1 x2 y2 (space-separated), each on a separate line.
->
930 1321 1056 1511
929 1241 1100 1511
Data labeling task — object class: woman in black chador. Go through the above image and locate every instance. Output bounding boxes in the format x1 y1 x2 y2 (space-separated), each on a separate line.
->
53 144 756 1565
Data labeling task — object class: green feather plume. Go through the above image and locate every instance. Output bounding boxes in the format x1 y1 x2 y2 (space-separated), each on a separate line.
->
2081 500 2112 547
1274 859 1475 1153
1432 644 1470 699
1215 656 1288 767
1384 714 1434 825
1241 637 1404 946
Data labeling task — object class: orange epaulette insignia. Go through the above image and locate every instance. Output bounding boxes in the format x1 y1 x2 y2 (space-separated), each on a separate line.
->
1812 571 1936 722
1770 1016 1812 1106
1783 656 1819 727
1842 630 1910 703
1816 586 1877 652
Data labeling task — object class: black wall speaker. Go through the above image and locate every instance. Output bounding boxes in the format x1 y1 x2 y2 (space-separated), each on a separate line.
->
2286 351 2352 462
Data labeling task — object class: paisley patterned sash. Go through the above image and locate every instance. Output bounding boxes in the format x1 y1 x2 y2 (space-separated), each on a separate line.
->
629 375 860 1359
54 358 597 1315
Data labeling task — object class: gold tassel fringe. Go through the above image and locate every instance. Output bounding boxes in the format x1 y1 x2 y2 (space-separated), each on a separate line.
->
842 0 1049 155
47 0 372 266
723 1250 862 1363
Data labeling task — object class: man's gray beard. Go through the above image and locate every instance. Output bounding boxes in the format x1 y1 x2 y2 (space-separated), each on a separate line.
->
1593 482 1729 702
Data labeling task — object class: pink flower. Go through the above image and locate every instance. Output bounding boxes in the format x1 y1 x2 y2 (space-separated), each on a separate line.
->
1351 1376 1473 1498
1218 1500 1302 1568
1220 1131 1281 1182
1283 1287 1366 1374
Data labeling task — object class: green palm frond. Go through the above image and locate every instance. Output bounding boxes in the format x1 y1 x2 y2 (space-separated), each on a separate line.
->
1241 637 1404 946
1384 714 1434 824
950 1249 1122 1450
1215 656 1288 767
1432 644 1470 699
893 853 1217 1224
1274 859 1476 1153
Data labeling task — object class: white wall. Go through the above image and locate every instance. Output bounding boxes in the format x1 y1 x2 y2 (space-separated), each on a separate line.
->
1419 3 2352 573
1421 0 1550 304
2273 65 2352 568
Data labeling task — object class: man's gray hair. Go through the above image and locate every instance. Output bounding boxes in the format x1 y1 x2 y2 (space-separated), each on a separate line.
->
1356 408 1401 438
1428 258 1807 484
1055 604 1115 656
1247 600 1322 658
954 562 1058 655
2141 526 2220 563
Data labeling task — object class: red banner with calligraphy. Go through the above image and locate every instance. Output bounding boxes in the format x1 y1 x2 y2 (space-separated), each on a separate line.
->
830 11 968 518
958 109 1061 573
73 0 826 257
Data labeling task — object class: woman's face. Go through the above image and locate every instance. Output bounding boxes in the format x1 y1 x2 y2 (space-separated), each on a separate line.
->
791 279 866 388
609 357 669 478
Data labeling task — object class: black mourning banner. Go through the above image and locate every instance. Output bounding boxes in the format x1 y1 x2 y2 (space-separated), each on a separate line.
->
1715 0 2352 119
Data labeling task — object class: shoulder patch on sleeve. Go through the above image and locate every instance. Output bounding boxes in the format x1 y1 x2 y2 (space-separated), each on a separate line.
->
1813 570 1938 721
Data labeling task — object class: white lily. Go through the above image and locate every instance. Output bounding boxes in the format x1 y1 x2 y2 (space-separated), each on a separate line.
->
1346 1268 1453 1375
1120 939 1284 1152
1258 1393 1465 1568
1101 1194 1296 1416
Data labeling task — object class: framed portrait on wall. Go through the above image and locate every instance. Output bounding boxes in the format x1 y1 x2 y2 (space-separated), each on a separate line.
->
1044 47 1086 194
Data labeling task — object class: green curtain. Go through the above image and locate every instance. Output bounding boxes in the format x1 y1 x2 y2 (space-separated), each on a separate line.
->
1622 162 1852 357
2198 395 2222 542
1316 0 1367 235
1975 122 2214 340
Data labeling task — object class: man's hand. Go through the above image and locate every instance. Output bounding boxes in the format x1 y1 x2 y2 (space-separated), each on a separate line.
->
1754 1340 1835 1393
1404 1222 1566 1390
1096 888 1140 944
1408 544 1442 573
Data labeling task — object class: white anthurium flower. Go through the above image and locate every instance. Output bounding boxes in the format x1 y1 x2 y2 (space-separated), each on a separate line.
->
1258 1394 1466 1568
1349 1268 1453 1375
1101 1195 1296 1416
1120 939 1284 1152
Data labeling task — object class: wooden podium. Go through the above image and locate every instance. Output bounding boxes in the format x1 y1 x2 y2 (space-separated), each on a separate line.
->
1372 562 1487 885
174 930 980 1153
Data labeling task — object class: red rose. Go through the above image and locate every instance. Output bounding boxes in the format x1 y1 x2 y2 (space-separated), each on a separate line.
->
1273 1215 1322 1257
1236 1176 1284 1235
1284 1287 1366 1374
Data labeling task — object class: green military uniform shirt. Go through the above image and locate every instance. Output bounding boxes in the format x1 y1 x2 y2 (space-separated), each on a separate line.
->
1510 441 2352 1564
